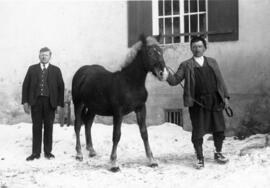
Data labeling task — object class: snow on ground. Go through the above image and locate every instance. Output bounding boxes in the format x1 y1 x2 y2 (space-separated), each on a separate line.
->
0 123 270 188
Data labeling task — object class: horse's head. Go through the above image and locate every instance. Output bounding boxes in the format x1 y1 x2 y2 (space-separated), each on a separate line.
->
140 35 168 81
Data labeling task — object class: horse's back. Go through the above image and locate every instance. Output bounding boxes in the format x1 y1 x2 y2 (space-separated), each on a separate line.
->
73 65 111 79
72 65 113 104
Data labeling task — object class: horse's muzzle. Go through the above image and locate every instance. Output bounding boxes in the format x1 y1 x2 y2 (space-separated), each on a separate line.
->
155 68 168 81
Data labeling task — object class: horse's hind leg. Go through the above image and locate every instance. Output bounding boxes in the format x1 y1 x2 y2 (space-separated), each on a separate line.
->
74 103 84 161
135 104 158 167
110 113 123 172
84 113 96 157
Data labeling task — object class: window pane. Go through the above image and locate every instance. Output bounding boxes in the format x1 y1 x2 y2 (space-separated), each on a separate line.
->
199 14 206 32
159 18 164 34
184 15 189 42
173 17 180 43
173 0 179 15
190 14 198 32
159 0 163 16
190 0 198 13
165 0 172 15
199 0 206 12
165 18 172 43
184 0 189 13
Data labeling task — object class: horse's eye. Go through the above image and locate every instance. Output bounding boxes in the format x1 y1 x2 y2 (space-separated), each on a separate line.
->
148 50 155 56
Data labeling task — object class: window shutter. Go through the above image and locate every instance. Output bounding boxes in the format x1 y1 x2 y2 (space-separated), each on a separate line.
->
208 0 239 42
127 1 153 47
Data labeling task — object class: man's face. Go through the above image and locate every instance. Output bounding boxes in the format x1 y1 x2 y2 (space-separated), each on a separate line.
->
39 51 51 64
191 41 206 57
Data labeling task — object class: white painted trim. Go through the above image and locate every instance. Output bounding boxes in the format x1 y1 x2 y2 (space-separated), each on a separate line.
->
152 0 159 36
197 0 200 32
206 0 209 40
171 0 174 43
180 0 184 42
188 0 191 42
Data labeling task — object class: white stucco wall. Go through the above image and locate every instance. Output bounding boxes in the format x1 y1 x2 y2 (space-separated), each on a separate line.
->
0 0 128 123
0 0 270 128
0 0 128 87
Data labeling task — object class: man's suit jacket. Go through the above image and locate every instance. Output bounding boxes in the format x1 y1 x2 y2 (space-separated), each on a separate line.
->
22 63 65 108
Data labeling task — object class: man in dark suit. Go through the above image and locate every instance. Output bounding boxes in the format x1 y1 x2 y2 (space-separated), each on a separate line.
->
22 47 64 161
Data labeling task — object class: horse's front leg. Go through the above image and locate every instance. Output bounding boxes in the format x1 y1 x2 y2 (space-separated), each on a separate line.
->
136 104 158 167
110 113 123 172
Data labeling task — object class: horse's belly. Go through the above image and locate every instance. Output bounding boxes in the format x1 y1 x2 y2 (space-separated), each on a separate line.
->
85 102 113 116
122 108 135 116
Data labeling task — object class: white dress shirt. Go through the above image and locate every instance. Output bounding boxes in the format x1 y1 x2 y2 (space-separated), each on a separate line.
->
40 63 50 70
194 56 204 67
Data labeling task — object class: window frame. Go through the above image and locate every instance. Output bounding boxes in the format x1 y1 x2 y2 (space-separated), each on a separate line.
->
152 0 209 44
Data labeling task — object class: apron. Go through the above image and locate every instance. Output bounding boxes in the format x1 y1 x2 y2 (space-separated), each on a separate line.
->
189 60 226 138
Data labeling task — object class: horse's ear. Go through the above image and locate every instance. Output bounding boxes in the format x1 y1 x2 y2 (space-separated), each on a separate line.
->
139 34 147 46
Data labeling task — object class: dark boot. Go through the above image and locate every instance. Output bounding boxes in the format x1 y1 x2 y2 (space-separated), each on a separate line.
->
44 153 55 159
214 152 229 164
194 146 204 169
192 137 204 169
26 153 40 161
195 157 204 169
213 132 228 164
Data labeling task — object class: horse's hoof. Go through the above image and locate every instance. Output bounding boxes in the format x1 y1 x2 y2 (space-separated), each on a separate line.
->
110 167 120 172
149 163 158 168
75 156 83 161
89 152 96 158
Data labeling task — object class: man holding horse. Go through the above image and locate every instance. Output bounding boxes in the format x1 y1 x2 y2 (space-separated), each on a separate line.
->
22 47 64 161
166 36 230 169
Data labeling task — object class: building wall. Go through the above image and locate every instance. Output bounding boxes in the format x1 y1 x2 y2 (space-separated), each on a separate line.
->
149 0 270 135
0 1 129 123
0 0 270 136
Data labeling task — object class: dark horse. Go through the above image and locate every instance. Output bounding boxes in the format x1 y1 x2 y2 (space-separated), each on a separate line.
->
71 35 168 172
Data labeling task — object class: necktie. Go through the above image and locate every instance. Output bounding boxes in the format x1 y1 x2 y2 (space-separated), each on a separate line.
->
42 64 46 71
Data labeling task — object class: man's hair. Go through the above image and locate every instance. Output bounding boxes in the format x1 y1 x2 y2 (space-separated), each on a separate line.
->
39 47 52 55
190 36 207 49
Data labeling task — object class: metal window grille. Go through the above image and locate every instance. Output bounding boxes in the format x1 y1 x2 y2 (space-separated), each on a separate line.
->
152 0 208 44
164 108 183 126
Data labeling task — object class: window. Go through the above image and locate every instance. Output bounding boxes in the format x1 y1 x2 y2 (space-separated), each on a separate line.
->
164 108 183 126
127 0 238 47
152 0 207 44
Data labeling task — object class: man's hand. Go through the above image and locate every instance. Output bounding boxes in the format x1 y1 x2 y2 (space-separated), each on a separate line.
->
224 98 230 108
23 103 30 114
166 66 173 75
57 106 63 114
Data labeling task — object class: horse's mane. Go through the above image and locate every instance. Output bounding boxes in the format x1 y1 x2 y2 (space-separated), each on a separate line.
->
122 36 159 69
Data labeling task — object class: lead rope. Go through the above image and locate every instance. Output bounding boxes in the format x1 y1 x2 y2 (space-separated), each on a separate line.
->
165 66 233 117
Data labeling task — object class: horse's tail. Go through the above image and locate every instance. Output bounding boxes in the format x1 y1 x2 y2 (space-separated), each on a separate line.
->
71 69 87 105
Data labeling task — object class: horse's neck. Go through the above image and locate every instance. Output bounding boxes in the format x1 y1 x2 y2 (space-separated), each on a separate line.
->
121 53 148 85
